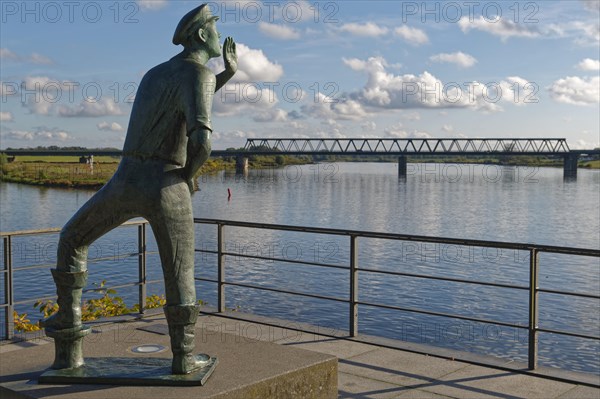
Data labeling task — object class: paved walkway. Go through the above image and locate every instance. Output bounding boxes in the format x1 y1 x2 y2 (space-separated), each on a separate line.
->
193 313 599 399
2 312 599 398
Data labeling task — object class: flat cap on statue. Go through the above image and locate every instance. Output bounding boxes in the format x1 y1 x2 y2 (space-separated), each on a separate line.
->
172 4 220 45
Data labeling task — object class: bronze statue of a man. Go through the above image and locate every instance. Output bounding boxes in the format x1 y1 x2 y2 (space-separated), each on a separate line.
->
42 4 237 375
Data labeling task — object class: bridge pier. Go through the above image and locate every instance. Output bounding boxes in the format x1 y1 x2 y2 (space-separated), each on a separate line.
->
398 156 407 178
563 154 578 179
236 156 249 175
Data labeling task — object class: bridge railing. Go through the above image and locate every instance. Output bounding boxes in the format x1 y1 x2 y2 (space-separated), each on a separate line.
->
243 138 572 154
2 219 599 374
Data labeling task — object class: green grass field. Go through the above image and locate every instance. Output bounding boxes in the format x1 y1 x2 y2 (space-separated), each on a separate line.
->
1 154 597 189
582 160 600 168
12 155 121 163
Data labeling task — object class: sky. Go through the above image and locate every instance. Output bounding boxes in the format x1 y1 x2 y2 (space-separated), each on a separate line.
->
1 0 599 150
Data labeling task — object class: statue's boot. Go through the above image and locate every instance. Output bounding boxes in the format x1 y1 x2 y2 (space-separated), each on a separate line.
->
164 304 210 374
41 269 87 330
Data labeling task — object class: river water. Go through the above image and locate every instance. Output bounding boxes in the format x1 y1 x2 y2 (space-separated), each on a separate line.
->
1 162 599 375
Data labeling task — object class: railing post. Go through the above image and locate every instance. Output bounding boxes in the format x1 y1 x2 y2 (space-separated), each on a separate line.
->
528 248 539 370
138 224 147 315
3 236 14 340
218 224 225 313
350 235 358 337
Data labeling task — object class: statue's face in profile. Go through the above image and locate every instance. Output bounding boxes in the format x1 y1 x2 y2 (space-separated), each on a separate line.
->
203 21 222 58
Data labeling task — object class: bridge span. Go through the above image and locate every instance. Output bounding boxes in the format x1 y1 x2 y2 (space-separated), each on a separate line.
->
3 138 599 179
239 138 597 178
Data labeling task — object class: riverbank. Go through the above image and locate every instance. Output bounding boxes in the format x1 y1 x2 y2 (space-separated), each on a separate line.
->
0 154 312 189
1 154 598 189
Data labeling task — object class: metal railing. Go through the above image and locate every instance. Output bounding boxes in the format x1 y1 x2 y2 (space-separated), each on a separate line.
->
1 220 156 339
192 218 600 371
2 218 599 373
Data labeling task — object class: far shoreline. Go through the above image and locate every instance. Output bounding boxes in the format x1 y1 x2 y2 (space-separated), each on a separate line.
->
1 156 598 190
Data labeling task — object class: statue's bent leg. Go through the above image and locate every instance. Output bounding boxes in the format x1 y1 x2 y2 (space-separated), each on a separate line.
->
44 184 131 331
45 182 134 368
149 178 204 373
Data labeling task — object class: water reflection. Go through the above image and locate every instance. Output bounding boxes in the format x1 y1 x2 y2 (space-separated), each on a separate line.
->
1 163 599 374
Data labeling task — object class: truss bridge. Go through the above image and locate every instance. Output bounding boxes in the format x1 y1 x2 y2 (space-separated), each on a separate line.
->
243 138 572 156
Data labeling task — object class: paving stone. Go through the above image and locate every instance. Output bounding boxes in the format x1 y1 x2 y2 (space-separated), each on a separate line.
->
393 389 455 398
426 365 578 399
339 347 469 387
279 337 379 359
556 385 600 399
338 372 406 399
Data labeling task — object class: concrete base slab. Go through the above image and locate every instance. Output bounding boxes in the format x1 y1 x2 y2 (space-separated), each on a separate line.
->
0 321 338 399
38 356 218 386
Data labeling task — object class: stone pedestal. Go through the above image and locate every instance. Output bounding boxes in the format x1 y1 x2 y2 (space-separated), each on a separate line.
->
0 321 337 398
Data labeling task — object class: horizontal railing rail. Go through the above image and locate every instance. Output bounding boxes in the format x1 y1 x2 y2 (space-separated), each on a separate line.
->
2 218 599 376
193 218 600 371
0 220 157 339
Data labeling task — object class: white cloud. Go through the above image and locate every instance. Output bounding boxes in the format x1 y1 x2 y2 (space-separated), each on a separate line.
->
211 129 257 149
458 16 540 40
0 48 53 64
17 76 75 115
497 76 539 106
401 111 421 121
2 127 72 142
548 76 600 105
209 43 283 82
0 48 18 61
573 138 600 149
287 121 306 130
548 21 600 45
209 43 284 117
341 56 501 112
20 76 54 90
394 26 429 45
577 58 600 71
20 76 58 115
258 22 300 40
340 22 389 37
4 130 34 141
27 53 53 65
582 0 600 13
0 81 19 97
430 52 477 68
0 111 14 122
136 0 167 11
97 121 125 132
343 58 368 71
361 121 377 132
572 22 600 44
301 92 368 121
213 84 279 116
58 98 124 117
252 108 288 122
442 124 454 133
384 123 432 139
